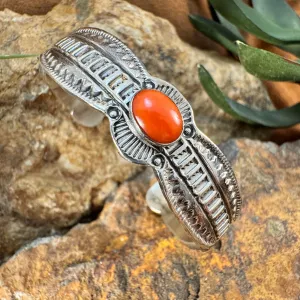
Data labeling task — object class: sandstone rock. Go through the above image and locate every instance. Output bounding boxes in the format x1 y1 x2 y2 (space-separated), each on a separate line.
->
0 139 299 299
0 0 272 260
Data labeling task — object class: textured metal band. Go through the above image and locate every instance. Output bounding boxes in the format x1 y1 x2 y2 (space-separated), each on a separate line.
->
40 27 242 250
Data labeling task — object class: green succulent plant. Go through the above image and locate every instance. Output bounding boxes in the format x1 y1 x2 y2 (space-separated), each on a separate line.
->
190 0 300 128
0 54 38 59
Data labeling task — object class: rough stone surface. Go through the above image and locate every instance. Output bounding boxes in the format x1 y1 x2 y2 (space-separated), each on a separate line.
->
0 0 60 15
0 139 299 299
0 0 272 260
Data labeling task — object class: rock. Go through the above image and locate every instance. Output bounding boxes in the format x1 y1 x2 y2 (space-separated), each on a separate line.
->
0 139 299 299
0 0 272 260
0 0 222 51
0 0 60 15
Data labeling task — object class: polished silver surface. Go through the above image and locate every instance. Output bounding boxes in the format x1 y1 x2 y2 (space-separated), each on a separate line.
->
40 27 242 250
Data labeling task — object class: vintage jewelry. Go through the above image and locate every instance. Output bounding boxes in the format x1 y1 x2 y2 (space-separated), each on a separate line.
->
40 27 242 250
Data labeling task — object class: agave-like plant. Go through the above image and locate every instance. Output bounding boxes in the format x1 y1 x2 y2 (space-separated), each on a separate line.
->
190 0 300 128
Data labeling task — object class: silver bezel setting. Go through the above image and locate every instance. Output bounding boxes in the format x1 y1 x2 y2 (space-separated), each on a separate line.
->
128 86 184 148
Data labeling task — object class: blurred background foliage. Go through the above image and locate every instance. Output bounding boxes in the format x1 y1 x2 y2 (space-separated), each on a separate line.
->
1 0 300 142
190 0 300 140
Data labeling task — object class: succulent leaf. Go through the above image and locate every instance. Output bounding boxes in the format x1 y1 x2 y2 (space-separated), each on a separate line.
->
209 0 300 44
253 0 300 30
237 42 300 82
199 65 300 127
215 12 245 41
0 54 38 59
189 15 243 55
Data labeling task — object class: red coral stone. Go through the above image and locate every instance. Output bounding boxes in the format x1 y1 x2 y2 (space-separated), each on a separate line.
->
132 89 183 144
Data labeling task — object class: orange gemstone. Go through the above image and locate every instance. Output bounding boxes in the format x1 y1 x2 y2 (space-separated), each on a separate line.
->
132 89 183 144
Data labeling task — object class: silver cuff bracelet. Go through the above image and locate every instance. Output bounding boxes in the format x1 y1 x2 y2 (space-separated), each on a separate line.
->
40 27 242 251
